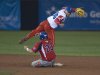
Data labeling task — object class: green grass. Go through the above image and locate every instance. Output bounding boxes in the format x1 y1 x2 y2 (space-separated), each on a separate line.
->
0 72 12 75
0 31 100 56
55 31 100 56
0 71 13 75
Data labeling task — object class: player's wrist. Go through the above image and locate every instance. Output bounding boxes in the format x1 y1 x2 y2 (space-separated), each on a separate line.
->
72 8 76 12
26 47 32 53
26 48 29 51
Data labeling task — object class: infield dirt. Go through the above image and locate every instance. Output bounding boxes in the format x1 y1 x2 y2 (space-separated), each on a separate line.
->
0 55 100 75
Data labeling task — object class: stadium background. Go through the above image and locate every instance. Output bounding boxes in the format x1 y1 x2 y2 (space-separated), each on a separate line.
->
0 0 100 30
0 0 100 75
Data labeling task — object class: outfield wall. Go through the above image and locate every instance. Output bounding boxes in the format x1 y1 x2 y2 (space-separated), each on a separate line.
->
0 0 100 30
21 0 38 30
0 0 21 30
0 0 38 30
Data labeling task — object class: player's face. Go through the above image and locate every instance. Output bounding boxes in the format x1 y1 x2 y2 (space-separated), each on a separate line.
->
64 11 71 16
66 13 71 16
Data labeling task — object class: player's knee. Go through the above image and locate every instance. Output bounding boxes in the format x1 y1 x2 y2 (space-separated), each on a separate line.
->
31 61 41 67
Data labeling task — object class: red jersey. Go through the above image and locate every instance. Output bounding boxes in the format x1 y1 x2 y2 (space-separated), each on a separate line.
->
32 40 56 61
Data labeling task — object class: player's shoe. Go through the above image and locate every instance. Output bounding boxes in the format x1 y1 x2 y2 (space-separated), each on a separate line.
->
54 63 63 67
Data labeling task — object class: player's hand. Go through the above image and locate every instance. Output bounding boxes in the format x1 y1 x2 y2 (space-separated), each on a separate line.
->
24 46 32 53
19 37 28 44
24 46 28 50
59 23 64 27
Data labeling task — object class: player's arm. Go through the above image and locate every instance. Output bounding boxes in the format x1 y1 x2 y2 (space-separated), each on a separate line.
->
31 42 41 53
71 8 76 12
19 32 39 44
24 42 41 53
63 6 84 17
24 46 33 53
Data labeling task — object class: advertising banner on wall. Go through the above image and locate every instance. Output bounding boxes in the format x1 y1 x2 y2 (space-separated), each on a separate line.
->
0 0 21 30
39 0 100 30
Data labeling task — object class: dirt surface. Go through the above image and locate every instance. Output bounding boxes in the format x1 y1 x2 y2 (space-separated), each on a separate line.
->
0 54 100 75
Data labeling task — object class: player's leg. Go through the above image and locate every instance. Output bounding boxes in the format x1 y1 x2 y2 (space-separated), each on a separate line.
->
27 20 55 46
19 21 46 44
31 59 55 67
44 20 55 46
46 29 55 46
40 60 55 67
26 21 45 39
31 59 42 67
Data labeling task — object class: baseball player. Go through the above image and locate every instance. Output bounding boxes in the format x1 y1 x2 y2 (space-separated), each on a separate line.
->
19 7 84 46
24 32 57 67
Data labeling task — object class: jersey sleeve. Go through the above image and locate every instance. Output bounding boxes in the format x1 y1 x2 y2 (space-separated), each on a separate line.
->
31 42 41 53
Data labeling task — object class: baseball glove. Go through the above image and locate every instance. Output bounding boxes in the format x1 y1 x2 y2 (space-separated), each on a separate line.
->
75 8 85 17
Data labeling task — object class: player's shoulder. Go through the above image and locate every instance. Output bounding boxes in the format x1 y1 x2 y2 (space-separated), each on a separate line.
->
58 9 66 17
59 8 65 12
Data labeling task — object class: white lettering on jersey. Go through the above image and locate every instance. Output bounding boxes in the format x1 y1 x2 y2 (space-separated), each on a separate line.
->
47 9 66 29
41 44 47 60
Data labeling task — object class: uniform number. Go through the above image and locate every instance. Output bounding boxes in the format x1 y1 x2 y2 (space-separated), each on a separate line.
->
45 44 53 53
53 12 58 19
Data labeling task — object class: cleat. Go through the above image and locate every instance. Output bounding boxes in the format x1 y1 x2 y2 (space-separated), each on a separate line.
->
54 63 63 67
